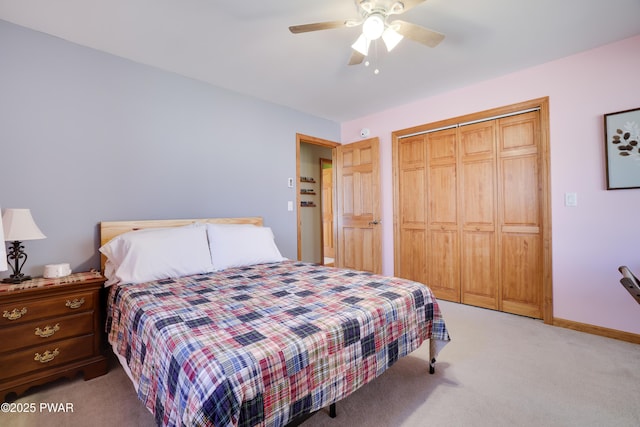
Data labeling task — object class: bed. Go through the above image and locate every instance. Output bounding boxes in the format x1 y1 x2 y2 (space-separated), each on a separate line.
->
100 217 450 427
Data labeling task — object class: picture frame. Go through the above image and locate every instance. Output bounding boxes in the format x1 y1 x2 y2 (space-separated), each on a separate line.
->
604 107 640 190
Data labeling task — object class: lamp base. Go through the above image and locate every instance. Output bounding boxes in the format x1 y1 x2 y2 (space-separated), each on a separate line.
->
4 240 33 284
2 275 32 284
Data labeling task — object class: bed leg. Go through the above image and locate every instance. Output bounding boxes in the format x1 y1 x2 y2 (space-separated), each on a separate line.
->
329 403 336 418
429 339 436 374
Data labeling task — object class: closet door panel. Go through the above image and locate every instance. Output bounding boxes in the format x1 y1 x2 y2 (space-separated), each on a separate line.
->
498 111 543 318
428 164 457 225
399 166 428 284
459 122 498 309
501 155 539 227
500 114 537 152
461 123 494 156
428 230 460 301
400 137 426 165
400 228 427 285
427 132 459 301
501 233 542 318
426 129 459 301
461 160 495 225
400 168 426 224
461 231 497 309
429 130 457 163
397 137 428 284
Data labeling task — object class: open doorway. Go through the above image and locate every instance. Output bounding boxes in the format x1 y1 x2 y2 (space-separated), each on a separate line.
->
296 134 339 264
320 158 334 266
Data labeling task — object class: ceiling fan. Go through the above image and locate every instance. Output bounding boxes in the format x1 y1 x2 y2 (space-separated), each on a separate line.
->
289 0 445 66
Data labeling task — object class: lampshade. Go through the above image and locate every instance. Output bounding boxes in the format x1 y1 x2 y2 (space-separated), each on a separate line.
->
0 208 6 272
351 33 371 56
382 27 404 52
2 209 46 241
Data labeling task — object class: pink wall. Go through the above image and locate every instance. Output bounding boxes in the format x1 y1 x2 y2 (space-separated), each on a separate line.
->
341 35 640 334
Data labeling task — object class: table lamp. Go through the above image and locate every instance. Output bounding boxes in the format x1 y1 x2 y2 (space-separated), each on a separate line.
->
2 208 46 283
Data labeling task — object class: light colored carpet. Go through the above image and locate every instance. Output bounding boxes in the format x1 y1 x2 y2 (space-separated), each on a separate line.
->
3 301 639 427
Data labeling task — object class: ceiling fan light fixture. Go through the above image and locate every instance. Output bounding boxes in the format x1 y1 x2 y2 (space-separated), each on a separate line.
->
351 33 371 56
382 27 404 51
362 13 385 40
288 0 446 67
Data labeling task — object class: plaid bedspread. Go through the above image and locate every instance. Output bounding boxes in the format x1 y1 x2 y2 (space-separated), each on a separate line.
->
106 261 450 427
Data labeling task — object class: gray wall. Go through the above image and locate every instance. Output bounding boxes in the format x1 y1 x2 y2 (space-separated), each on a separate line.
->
0 20 340 278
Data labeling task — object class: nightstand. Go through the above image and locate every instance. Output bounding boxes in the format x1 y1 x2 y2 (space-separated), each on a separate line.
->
0 271 108 401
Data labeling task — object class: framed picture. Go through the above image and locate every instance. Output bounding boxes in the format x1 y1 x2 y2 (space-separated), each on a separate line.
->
604 107 640 190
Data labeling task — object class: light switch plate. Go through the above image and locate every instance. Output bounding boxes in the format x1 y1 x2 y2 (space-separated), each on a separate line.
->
565 192 577 207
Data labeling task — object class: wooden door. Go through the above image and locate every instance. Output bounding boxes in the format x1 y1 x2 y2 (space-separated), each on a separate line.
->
459 121 499 309
397 135 428 285
336 138 382 274
320 159 334 261
426 128 460 301
497 111 543 318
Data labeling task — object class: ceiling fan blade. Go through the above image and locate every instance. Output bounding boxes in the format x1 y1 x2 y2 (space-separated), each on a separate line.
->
348 50 366 66
397 0 428 13
289 20 350 34
392 20 445 48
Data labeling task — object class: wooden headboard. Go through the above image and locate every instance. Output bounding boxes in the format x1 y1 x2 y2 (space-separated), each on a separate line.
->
99 217 263 272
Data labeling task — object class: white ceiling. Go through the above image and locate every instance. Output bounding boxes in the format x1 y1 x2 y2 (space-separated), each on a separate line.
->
1 0 640 122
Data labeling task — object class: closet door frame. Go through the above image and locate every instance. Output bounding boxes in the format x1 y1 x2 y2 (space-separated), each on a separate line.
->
392 97 552 324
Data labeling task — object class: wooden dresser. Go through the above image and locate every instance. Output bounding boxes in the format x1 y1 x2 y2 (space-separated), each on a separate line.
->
0 271 108 401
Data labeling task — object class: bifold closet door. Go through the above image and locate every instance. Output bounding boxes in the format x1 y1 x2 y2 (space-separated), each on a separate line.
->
459 121 499 310
425 129 460 301
396 110 543 319
397 128 461 302
397 136 429 287
496 111 543 318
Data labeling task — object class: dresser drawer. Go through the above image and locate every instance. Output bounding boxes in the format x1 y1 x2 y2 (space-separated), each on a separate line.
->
0 291 94 325
0 334 95 381
0 312 94 353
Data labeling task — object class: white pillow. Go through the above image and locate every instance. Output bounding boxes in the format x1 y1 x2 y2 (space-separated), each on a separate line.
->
206 224 286 271
99 224 213 286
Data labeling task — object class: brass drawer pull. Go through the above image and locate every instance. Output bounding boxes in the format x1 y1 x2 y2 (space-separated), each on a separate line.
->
34 348 60 363
3 307 28 321
65 298 85 309
35 324 61 338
